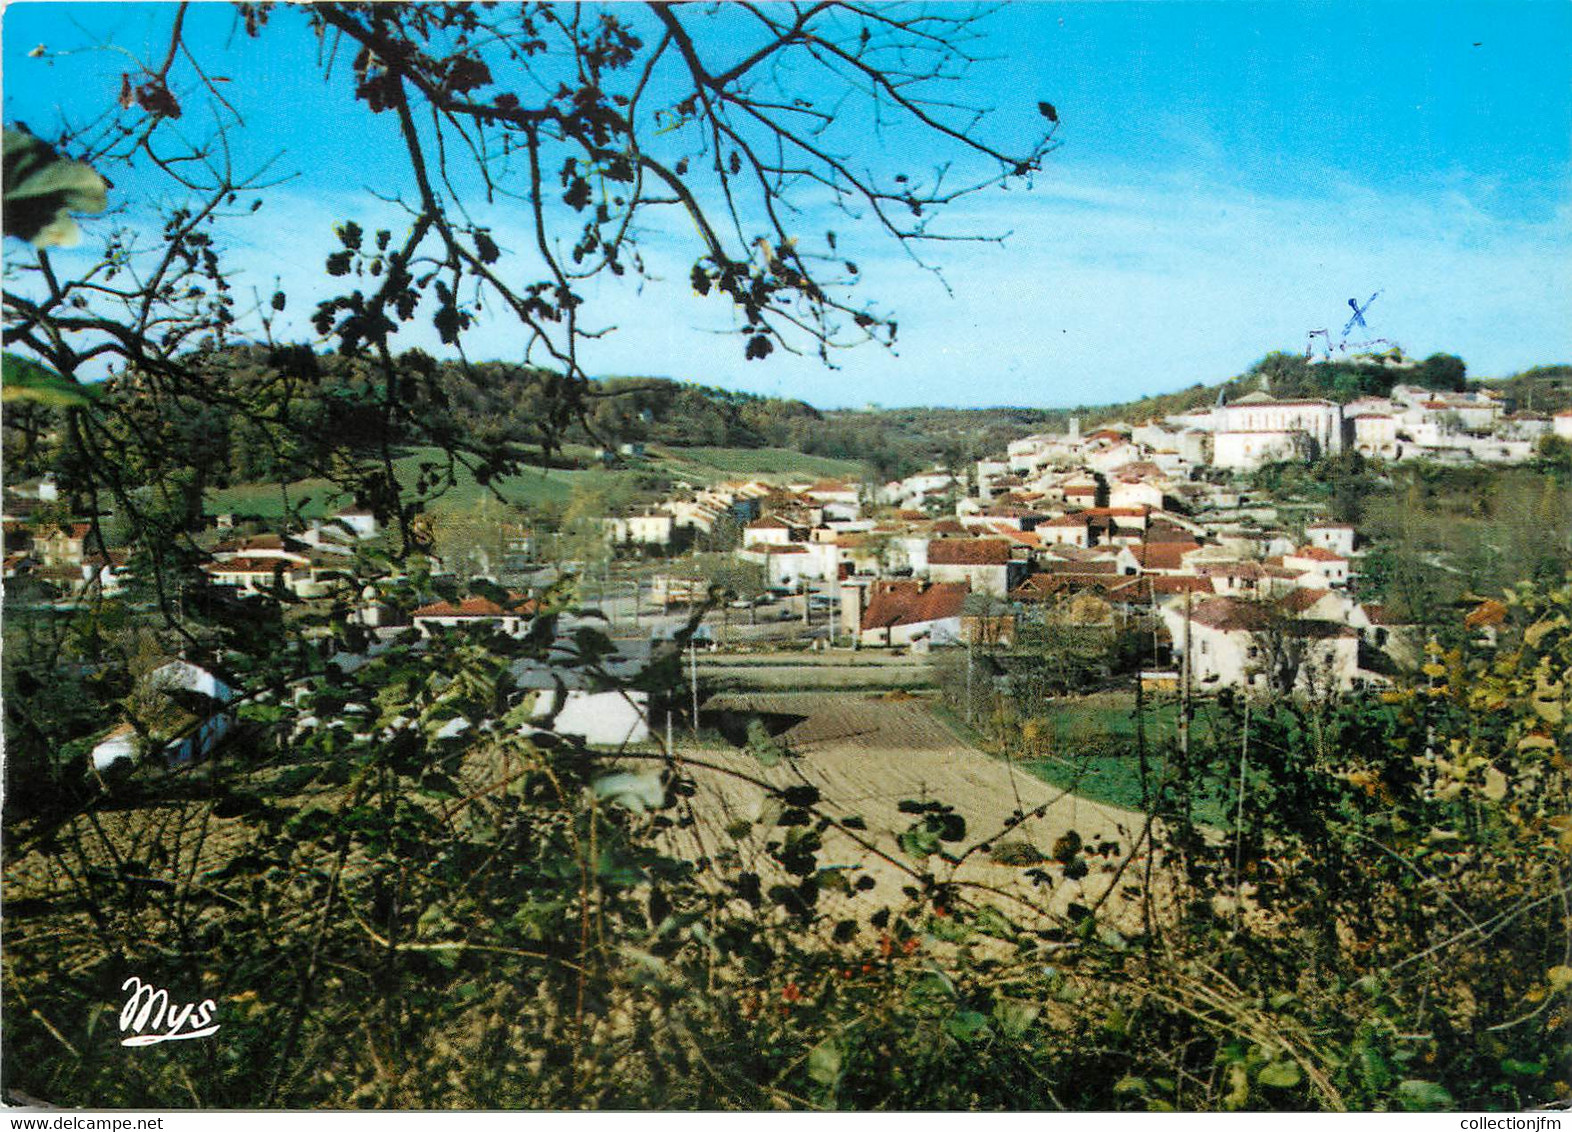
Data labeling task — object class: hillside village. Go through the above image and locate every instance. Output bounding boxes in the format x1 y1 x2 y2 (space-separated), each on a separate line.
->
11 374 1567 754
581 380 1572 690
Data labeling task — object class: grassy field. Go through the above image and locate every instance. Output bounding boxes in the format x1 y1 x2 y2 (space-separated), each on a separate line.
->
655 446 867 482
206 444 869 520
1038 692 1186 747
1016 694 1229 822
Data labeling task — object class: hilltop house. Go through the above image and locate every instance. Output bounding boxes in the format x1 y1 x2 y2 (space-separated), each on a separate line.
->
1212 394 1345 469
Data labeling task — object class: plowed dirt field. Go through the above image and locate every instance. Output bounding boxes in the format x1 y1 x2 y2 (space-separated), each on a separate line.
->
662 692 1161 934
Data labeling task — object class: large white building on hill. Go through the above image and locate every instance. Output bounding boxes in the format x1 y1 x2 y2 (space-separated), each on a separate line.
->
1212 393 1345 470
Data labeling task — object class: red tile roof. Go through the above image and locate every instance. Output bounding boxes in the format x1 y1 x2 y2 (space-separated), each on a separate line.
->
1150 575 1215 596
1107 575 1214 600
1224 397 1336 408
1188 597 1273 632
1042 544 1100 563
1012 574 1073 600
1146 521 1201 543
987 523 1043 547
83 550 131 568
1012 573 1121 600
1109 461 1166 480
413 595 539 619
1130 542 1201 571
207 557 299 574
37 522 92 540
1360 603 1402 626
1196 561 1269 580
927 538 1012 566
1081 506 1153 518
1278 588 1331 615
1465 599 1507 629
1289 545 1347 562
860 581 969 631
1042 558 1121 576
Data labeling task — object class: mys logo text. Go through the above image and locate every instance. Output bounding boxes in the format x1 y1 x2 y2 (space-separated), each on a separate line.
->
119 976 219 1047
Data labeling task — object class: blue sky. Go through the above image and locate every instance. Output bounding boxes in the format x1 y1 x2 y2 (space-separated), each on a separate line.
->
5 2 1570 408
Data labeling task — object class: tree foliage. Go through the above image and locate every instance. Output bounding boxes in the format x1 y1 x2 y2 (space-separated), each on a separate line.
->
5 2 1568 1114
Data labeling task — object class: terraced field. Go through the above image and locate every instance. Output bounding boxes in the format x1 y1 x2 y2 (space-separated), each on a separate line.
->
203 444 869 520
661 692 1162 936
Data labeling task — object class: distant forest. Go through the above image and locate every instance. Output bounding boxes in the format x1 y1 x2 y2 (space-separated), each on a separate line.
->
2 345 1066 488
6 345 1567 495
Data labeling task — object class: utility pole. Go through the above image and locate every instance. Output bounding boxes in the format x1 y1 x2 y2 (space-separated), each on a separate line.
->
1180 585 1192 766
689 636 700 737
1233 697 1250 933
965 632 974 724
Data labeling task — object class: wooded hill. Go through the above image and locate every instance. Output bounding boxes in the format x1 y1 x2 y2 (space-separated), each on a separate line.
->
7 346 1566 500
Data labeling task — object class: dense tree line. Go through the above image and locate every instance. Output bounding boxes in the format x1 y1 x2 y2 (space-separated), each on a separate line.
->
2 347 1079 494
